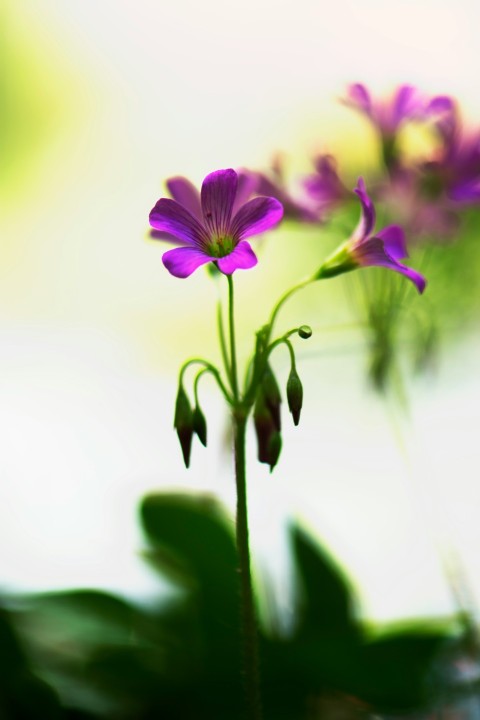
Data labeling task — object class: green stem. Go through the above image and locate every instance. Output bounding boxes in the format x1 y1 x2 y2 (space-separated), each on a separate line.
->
225 275 263 718
268 276 314 339
283 337 296 370
233 409 263 720
217 300 232 387
179 358 232 404
193 368 208 405
227 275 239 400
267 328 302 357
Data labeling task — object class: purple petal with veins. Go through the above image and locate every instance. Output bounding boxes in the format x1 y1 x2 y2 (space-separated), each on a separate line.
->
149 198 208 248
162 247 212 278
216 241 258 274
201 168 238 237
231 197 283 240
166 177 202 220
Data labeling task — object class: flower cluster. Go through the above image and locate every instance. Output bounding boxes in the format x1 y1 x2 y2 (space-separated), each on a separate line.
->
147 81 480 467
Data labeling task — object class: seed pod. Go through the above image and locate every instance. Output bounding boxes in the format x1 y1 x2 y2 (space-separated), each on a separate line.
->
174 384 194 468
287 367 303 426
192 404 207 447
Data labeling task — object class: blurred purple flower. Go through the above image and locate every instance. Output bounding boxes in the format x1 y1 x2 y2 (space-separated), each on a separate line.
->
303 154 349 215
343 83 427 136
377 168 461 242
426 102 480 203
317 178 426 293
149 169 283 278
343 84 455 173
251 155 321 222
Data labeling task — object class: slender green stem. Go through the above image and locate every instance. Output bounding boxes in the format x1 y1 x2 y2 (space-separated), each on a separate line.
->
267 328 302 357
227 275 239 400
233 410 263 720
217 300 232 387
193 368 208 405
179 358 232 404
283 337 296 369
268 276 315 339
224 274 263 718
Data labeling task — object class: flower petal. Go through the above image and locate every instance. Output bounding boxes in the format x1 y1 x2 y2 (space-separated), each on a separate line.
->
166 177 202 220
449 178 480 202
232 169 258 216
201 168 238 236
426 95 455 117
216 241 258 274
149 198 208 248
344 83 372 116
149 228 187 244
352 177 376 241
353 237 426 293
375 224 407 260
231 197 283 240
162 247 212 278
391 85 422 128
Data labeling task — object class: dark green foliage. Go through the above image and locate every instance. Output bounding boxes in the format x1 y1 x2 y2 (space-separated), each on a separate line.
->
4 493 459 719
0 608 63 719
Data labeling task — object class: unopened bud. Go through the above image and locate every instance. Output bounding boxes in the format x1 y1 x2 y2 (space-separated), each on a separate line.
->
174 384 194 468
298 325 312 339
267 431 282 473
287 368 303 426
253 390 274 465
254 388 282 471
192 404 207 447
262 363 281 431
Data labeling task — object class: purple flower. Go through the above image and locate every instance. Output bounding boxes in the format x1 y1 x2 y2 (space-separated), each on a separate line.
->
344 83 422 137
316 178 426 294
303 154 349 216
427 102 480 204
250 155 321 223
343 83 446 138
376 168 461 242
149 169 283 278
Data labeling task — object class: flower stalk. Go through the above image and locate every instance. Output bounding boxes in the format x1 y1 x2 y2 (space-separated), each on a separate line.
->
149 163 428 719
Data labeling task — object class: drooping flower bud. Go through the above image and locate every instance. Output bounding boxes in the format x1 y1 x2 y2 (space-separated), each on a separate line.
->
286 367 303 426
262 362 281 431
253 390 275 465
192 404 207 447
174 384 194 468
267 431 282 473
253 363 283 470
